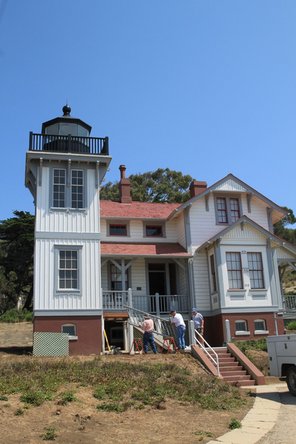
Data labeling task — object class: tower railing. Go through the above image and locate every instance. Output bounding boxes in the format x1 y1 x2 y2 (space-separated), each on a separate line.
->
29 132 109 155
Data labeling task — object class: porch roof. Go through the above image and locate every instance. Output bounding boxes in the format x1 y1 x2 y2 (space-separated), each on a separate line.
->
101 242 191 257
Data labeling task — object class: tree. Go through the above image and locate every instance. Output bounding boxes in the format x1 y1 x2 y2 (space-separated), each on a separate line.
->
274 207 296 245
101 168 194 203
0 211 35 312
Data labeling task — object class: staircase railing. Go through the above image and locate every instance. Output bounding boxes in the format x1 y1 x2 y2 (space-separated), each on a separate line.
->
124 305 177 342
194 329 220 376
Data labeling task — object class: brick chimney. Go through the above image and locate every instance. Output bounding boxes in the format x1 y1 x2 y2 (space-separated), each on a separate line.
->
119 165 132 203
189 180 207 198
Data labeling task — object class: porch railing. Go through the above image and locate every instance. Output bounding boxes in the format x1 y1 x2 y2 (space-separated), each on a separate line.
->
103 291 129 310
283 295 296 312
102 290 189 316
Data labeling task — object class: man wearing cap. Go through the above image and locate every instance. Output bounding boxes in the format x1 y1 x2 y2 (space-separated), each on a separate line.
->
142 315 157 354
169 310 186 350
192 308 204 335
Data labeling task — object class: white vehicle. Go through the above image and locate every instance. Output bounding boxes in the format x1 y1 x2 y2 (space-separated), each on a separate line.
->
267 334 296 395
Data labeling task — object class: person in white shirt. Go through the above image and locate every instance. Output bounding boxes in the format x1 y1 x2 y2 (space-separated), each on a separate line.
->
169 310 186 350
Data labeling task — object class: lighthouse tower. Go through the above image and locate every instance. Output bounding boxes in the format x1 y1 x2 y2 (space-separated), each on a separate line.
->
25 105 111 355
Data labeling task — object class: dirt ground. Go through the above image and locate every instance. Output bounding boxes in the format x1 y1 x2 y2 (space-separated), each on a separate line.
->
0 323 254 444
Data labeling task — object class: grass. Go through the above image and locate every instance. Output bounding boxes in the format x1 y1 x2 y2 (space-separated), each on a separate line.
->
0 308 33 323
0 357 250 411
0 357 251 412
41 427 57 441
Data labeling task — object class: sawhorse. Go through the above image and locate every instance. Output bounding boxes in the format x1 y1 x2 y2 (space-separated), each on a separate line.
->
162 336 177 353
129 338 143 354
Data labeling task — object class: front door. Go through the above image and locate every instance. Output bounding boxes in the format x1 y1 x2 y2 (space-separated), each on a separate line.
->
148 263 167 313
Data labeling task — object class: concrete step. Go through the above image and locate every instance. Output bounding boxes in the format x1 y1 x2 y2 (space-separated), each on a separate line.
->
220 370 247 377
223 374 251 382
232 380 256 387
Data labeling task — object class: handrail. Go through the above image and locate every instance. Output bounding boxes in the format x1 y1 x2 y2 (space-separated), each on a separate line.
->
194 329 220 376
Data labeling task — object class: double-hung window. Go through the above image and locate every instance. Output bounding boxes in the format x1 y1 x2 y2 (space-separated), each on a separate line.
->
52 168 85 209
247 252 264 289
216 196 241 225
58 249 79 291
226 252 243 289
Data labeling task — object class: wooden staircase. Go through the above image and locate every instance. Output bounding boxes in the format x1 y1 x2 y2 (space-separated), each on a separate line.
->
213 347 255 387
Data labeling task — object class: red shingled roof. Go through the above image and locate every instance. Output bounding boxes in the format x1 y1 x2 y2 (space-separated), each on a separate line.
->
100 200 180 219
101 242 191 257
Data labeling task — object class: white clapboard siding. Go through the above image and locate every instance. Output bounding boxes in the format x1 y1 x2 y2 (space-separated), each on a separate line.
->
213 178 247 193
276 246 296 261
192 251 211 311
34 238 101 311
222 223 267 244
176 214 186 248
100 218 178 243
36 167 99 234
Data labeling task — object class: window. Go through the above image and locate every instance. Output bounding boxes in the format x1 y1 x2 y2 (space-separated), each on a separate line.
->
58 249 79 290
109 224 128 236
145 224 164 237
229 198 240 223
53 169 66 207
235 320 249 335
247 252 264 289
216 197 228 223
210 254 217 292
254 319 267 332
62 324 77 337
226 252 243 289
52 168 85 209
215 196 241 225
71 170 84 209
110 263 129 290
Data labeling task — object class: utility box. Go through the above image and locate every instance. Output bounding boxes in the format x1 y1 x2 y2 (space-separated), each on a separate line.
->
267 334 296 395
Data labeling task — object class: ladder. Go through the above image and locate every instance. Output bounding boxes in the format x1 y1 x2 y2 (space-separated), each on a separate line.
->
124 305 178 352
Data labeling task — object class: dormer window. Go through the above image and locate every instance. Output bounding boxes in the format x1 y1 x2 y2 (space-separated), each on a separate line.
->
145 223 164 237
215 196 241 224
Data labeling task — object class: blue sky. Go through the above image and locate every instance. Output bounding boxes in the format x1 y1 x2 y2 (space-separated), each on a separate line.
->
0 0 295 221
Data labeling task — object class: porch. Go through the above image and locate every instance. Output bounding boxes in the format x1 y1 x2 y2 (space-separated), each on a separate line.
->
282 294 296 319
102 289 189 317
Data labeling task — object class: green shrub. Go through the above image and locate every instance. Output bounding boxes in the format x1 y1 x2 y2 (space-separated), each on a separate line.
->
42 427 57 441
234 339 267 353
286 321 296 331
0 308 33 323
57 391 76 405
20 391 50 406
229 418 241 429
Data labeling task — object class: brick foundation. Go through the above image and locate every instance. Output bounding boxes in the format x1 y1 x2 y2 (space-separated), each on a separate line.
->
204 312 284 346
33 316 102 355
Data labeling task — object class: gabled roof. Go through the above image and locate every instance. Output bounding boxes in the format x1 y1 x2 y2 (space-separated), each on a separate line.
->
168 173 287 223
196 215 296 257
101 242 191 257
100 200 179 220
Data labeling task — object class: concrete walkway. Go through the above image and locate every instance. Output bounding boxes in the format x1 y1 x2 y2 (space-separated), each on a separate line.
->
208 383 287 444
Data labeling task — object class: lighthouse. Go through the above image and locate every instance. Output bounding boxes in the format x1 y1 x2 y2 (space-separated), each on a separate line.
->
25 105 111 355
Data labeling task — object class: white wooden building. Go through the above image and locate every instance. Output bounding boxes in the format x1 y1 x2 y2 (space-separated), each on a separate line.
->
25 108 296 354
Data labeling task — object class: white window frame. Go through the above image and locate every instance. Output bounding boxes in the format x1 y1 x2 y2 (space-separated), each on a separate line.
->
61 323 78 340
226 252 244 289
235 319 250 336
254 319 269 335
51 167 86 210
247 252 265 289
54 246 82 295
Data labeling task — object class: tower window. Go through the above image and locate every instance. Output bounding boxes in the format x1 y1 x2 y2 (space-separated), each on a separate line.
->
52 168 85 209
53 169 66 208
